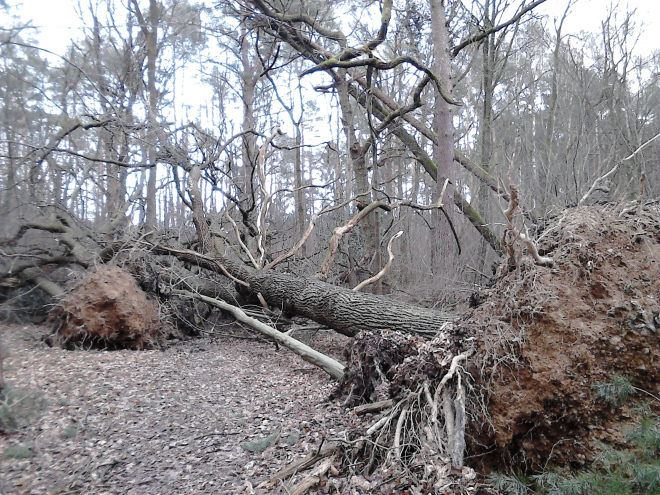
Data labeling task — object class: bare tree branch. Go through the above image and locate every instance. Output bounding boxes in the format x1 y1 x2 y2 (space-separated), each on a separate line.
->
451 0 549 57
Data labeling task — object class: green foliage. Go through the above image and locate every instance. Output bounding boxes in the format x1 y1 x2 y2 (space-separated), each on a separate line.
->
241 428 281 453
592 374 635 406
3 443 33 459
62 425 78 438
529 415 660 495
534 471 594 495
627 417 660 456
486 471 532 495
0 383 49 431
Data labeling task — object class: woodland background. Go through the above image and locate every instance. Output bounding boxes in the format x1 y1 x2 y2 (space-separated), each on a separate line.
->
1 0 657 313
1 1 660 493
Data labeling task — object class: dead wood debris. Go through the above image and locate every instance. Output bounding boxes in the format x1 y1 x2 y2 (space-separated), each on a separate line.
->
319 328 487 494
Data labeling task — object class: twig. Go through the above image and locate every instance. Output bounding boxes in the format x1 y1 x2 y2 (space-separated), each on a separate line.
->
366 411 394 436
256 127 284 268
256 292 269 309
578 163 619 206
225 205 259 269
353 399 394 416
317 187 448 280
317 198 389 281
579 132 660 206
264 192 371 271
353 231 403 292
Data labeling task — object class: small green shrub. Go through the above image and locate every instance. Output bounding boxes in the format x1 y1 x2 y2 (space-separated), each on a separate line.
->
486 471 532 495
529 416 660 495
62 425 78 438
241 428 281 453
592 374 635 406
0 383 49 431
3 444 33 459
627 417 660 456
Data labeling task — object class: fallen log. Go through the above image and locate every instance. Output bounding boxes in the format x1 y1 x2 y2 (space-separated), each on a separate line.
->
172 289 346 380
353 399 394 416
152 243 455 338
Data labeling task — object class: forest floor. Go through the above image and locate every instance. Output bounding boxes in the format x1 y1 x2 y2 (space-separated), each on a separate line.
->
0 323 352 495
3 203 659 495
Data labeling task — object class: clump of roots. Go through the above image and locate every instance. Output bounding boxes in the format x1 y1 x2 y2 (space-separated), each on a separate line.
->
50 265 163 350
333 328 486 493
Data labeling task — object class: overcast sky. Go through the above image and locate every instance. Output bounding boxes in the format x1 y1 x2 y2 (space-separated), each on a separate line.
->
10 0 660 58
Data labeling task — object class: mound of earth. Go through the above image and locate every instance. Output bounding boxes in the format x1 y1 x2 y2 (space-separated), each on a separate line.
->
51 265 163 350
467 203 660 471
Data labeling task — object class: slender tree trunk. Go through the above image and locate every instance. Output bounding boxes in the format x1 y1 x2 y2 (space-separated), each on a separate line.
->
188 165 213 254
430 0 458 274
475 0 496 279
337 74 381 290
1 128 17 215
145 0 159 231
293 122 307 256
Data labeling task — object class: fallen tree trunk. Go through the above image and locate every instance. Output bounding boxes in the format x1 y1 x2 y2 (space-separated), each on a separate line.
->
172 289 346 380
246 269 454 337
151 244 455 338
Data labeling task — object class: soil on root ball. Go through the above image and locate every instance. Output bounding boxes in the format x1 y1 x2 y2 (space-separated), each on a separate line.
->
49 265 164 350
465 203 660 472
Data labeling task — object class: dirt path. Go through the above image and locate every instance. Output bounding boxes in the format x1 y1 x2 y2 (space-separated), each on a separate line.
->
0 324 349 494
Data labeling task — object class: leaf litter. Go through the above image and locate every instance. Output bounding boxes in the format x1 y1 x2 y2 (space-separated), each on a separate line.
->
0 323 351 494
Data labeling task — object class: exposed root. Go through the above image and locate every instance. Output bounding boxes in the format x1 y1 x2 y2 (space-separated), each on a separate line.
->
328 328 482 493
51 265 163 350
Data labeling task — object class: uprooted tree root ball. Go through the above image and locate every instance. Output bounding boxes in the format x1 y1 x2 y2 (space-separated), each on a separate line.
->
329 203 660 490
49 265 164 350
329 328 484 493
468 203 660 471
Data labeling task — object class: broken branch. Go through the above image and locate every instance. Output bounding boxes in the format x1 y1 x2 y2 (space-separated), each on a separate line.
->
353 231 403 292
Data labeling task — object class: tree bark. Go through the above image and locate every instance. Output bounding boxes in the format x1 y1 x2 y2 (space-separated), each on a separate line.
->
430 0 459 272
150 245 455 338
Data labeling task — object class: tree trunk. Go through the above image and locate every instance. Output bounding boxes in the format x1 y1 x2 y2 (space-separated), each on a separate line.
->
152 246 455 338
337 74 381 289
430 0 459 274
247 270 453 337
188 165 213 254
293 124 307 256
131 0 160 231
